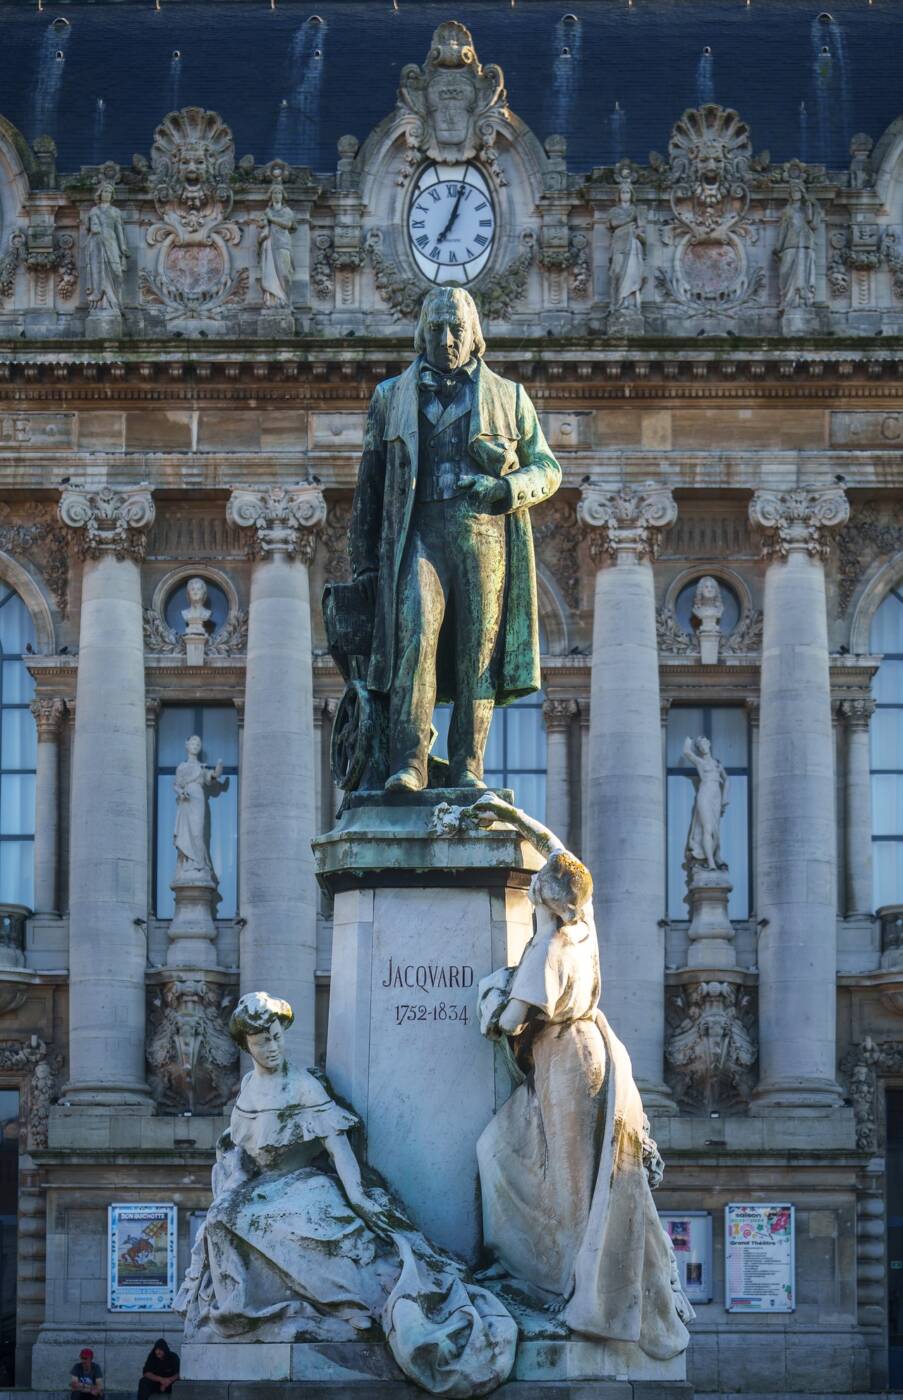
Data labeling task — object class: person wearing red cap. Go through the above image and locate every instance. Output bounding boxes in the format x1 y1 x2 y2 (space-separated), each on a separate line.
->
70 1348 103 1396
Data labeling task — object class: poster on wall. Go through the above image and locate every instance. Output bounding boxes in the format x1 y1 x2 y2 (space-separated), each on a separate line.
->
659 1210 713 1303
725 1202 795 1313
108 1203 177 1312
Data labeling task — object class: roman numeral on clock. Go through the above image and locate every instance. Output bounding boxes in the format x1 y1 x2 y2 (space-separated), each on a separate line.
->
416 235 429 248
474 234 488 246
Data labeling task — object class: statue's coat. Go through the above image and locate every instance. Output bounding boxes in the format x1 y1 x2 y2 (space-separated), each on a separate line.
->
350 357 561 705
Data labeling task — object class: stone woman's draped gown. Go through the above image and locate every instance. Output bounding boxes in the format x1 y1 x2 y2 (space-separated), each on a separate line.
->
176 1065 517 1397
476 912 692 1361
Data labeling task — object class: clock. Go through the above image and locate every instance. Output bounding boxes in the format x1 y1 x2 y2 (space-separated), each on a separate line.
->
407 162 496 286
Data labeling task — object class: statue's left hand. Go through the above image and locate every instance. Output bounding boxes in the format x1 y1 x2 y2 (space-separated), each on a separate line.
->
457 474 508 509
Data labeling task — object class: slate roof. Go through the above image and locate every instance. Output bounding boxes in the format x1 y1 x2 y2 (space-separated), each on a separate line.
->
1 0 901 178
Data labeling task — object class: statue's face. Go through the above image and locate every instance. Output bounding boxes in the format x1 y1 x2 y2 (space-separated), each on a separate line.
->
178 145 207 188
697 736 711 755
186 735 202 756
186 577 208 605
246 1020 285 1072
271 186 284 208
422 294 475 372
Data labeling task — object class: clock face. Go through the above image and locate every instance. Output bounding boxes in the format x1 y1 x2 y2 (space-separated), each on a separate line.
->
407 162 495 286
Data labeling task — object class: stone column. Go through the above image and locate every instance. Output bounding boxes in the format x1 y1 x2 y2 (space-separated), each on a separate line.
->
227 484 326 1064
745 698 760 918
578 481 677 1110
59 485 155 1106
543 697 577 845
145 698 160 910
578 701 590 861
30 698 65 915
840 698 876 918
749 485 849 1112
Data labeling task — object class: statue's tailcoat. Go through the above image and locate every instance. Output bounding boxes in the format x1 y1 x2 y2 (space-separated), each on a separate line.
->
350 356 561 705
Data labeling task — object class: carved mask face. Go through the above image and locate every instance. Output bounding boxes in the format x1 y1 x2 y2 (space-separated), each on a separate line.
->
423 292 475 371
178 144 208 189
246 1020 285 1073
693 144 726 204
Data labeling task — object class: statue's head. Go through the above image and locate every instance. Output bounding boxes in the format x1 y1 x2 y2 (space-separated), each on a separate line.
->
185 734 202 757
96 180 115 205
228 991 294 1069
695 735 711 756
270 183 285 208
530 849 593 924
415 286 485 372
186 576 208 606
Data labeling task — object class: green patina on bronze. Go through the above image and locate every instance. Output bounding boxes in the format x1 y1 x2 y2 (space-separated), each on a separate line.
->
326 287 561 794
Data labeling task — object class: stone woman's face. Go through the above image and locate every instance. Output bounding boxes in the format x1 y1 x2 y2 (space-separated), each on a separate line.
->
187 578 207 605
186 735 202 757
246 1021 285 1073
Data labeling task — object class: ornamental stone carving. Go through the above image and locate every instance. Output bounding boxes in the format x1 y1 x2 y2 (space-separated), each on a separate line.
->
656 605 694 654
542 697 578 731
0 1037 63 1150
139 108 247 333
146 975 239 1114
775 166 819 312
226 483 327 561
840 1037 903 1151
85 180 129 314
59 484 156 561
257 179 296 309
749 485 849 560
691 575 723 663
721 607 764 655
840 698 877 730
397 21 509 178
655 104 765 319
836 501 903 615
29 698 65 740
665 980 757 1114
607 165 645 331
578 481 677 564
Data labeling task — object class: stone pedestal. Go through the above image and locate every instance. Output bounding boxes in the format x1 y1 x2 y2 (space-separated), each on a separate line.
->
684 865 736 969
258 307 295 337
85 308 123 339
167 870 218 968
314 791 542 1263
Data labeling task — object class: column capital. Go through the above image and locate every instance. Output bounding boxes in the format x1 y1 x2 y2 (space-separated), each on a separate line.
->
749 484 849 561
577 481 677 565
30 697 65 740
542 697 578 731
233 697 245 725
744 696 760 728
839 697 877 730
58 484 155 561
226 483 327 561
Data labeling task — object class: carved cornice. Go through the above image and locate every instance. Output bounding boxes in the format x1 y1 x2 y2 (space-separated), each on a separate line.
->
58 484 155 560
578 480 677 564
226 483 327 561
839 697 877 730
749 484 849 560
29 697 65 740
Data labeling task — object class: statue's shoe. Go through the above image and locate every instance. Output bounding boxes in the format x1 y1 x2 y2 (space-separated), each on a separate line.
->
449 771 487 790
385 767 423 793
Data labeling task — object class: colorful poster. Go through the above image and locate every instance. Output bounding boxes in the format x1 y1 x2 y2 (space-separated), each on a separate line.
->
108 1204 177 1312
660 1211 713 1303
725 1202 795 1312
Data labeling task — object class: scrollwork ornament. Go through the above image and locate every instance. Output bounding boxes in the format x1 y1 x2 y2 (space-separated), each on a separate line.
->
226 484 327 561
397 21 509 173
59 485 156 561
578 481 677 564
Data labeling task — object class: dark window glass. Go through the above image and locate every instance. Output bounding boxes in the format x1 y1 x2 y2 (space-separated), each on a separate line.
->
432 692 547 820
872 589 903 909
0 591 35 907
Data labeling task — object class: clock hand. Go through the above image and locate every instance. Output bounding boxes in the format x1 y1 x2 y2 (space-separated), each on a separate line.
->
437 184 466 244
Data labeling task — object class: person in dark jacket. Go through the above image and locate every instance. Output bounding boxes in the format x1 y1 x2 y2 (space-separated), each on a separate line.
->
137 1339 179 1400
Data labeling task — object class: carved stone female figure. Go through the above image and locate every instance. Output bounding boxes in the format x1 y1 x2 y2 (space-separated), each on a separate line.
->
257 184 296 307
607 180 645 311
466 795 692 1360
682 735 729 870
176 992 517 1396
775 179 818 309
173 736 225 881
85 181 129 312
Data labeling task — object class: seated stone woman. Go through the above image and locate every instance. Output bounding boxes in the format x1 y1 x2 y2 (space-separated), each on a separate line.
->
467 793 693 1362
175 991 516 1397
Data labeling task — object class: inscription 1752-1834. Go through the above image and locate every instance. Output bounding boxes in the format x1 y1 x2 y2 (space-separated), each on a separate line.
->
380 958 475 1028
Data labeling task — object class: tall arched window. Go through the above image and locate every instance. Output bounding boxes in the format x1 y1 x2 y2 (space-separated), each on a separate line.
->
871 586 903 910
0 588 35 908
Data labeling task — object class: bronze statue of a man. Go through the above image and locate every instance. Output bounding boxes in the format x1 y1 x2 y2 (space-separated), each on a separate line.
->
349 287 561 792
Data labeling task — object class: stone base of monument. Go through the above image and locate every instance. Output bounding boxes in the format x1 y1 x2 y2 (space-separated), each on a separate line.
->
313 788 542 1264
85 308 123 339
181 1340 689 1393
167 869 219 968
684 864 736 969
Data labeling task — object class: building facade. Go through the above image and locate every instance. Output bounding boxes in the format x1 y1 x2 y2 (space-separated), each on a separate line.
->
0 0 901 1391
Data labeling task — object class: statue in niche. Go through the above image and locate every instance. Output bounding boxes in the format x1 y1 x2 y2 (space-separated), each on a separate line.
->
257 182 296 308
607 174 645 313
682 735 729 871
775 174 818 309
181 576 213 638
324 287 560 796
175 991 517 1396
173 736 226 882
690 574 723 662
85 180 129 312
434 795 693 1358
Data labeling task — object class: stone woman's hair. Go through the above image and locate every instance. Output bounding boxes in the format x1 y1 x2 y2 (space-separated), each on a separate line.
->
228 991 294 1049
542 850 593 916
413 286 487 358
